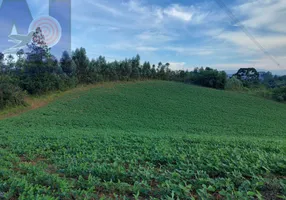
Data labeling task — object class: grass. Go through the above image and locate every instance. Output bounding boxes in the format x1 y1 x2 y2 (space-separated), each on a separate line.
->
0 81 286 199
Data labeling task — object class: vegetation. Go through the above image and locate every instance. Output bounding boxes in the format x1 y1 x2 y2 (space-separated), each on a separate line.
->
225 77 243 91
2 26 286 111
233 68 259 87
0 75 25 110
0 27 285 198
0 27 231 110
0 81 285 199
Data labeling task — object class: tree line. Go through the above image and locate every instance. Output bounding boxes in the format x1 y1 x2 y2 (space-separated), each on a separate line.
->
226 68 286 102
0 28 285 110
0 28 229 110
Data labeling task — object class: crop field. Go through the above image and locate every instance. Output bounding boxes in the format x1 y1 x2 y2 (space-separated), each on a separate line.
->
0 81 286 200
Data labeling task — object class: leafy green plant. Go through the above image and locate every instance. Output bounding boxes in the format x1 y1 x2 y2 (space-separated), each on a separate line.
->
0 81 285 199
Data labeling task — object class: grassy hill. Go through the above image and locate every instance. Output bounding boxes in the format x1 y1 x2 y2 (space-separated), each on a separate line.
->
0 81 285 199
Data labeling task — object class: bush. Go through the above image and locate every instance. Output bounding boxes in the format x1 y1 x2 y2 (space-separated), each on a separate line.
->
190 67 227 89
0 76 25 110
19 58 68 95
273 87 286 102
225 77 243 91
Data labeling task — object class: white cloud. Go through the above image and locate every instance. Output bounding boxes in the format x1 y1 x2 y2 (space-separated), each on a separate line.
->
206 0 286 70
69 0 286 73
210 55 286 71
85 0 123 16
136 46 158 52
236 0 286 33
216 31 286 51
163 4 193 22
136 31 176 44
168 62 187 70
125 0 148 14
123 0 208 24
106 42 158 52
165 46 214 56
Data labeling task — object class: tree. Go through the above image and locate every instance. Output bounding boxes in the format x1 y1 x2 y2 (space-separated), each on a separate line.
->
60 51 76 76
273 86 286 102
157 62 170 80
16 49 24 59
0 52 4 61
234 68 259 87
130 54 140 80
225 77 243 90
19 27 63 94
142 62 151 79
0 75 25 110
72 48 89 83
15 49 25 71
151 64 156 78
118 59 132 81
189 67 227 89
5 54 15 73
0 52 5 73
26 27 51 62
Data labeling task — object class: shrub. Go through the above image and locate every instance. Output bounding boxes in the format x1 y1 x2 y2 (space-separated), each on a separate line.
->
273 87 286 102
190 67 227 89
225 77 243 91
0 76 25 110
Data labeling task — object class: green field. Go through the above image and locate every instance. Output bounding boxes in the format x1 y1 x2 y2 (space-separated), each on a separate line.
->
0 81 286 200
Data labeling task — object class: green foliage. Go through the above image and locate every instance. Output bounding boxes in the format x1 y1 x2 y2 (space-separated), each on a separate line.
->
0 81 286 199
141 62 152 79
19 58 61 95
72 48 90 83
190 67 227 89
130 55 141 80
273 86 286 102
234 68 259 87
225 77 243 91
0 75 25 110
60 51 76 77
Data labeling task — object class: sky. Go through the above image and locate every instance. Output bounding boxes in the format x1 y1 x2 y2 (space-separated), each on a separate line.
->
1 0 286 74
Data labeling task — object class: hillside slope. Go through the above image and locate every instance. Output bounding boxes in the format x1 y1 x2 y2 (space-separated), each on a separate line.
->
0 81 285 199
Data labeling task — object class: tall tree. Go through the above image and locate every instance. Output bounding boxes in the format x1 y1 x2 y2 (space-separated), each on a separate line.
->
0 52 4 73
72 47 89 83
142 61 151 78
130 54 140 79
60 51 76 76
26 27 51 62
5 54 15 73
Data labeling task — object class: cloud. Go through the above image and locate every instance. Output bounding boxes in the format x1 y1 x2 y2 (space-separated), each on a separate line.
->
236 0 286 33
204 0 286 70
216 31 286 51
168 62 191 71
106 42 158 52
136 46 158 52
163 4 193 22
165 46 214 56
136 31 176 44
84 0 123 16
69 0 286 73
210 55 286 71
123 0 208 24
125 0 148 14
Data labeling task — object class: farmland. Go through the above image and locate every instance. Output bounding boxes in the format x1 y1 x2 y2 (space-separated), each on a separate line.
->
0 81 286 199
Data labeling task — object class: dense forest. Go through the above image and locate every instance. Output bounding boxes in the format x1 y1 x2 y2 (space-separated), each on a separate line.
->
0 28 285 110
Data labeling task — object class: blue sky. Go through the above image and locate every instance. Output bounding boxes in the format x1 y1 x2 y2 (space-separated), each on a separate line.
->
2 0 286 74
